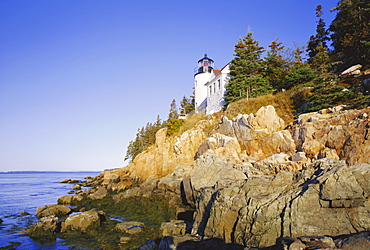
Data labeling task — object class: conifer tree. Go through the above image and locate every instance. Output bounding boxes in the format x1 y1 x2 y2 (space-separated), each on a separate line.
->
330 0 370 69
307 5 331 73
168 99 179 119
307 5 330 59
180 95 194 115
264 39 290 91
225 31 272 104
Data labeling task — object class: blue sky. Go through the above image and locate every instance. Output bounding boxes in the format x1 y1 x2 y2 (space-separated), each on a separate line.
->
0 0 338 171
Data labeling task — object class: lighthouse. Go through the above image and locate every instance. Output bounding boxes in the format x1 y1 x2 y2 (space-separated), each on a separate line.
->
194 54 214 112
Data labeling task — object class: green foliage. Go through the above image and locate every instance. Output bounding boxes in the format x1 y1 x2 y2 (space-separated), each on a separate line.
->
125 116 165 162
307 5 330 58
180 95 194 115
303 75 370 112
264 39 290 91
307 5 331 74
166 118 184 136
330 0 370 69
282 63 317 90
226 31 273 104
168 99 179 119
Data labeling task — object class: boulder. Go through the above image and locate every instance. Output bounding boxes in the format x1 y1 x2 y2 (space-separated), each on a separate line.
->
61 209 107 233
36 204 71 218
71 184 81 190
58 194 83 205
340 64 362 76
160 220 187 236
115 221 144 235
88 186 108 200
28 215 59 238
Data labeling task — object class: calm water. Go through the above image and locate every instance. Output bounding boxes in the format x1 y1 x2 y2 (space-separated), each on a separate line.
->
0 171 100 249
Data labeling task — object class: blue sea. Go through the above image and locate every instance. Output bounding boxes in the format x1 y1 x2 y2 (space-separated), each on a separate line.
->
0 171 100 249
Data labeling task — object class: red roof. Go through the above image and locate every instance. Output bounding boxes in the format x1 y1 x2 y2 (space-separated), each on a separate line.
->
213 69 221 75
212 63 229 76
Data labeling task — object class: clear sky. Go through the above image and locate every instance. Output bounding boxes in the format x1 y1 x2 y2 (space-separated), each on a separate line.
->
0 0 339 172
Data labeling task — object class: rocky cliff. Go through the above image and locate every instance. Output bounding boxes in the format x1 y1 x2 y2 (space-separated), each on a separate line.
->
107 105 369 183
99 105 370 248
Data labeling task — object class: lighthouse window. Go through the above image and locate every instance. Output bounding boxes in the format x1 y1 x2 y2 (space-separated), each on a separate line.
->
209 86 212 95
218 79 221 90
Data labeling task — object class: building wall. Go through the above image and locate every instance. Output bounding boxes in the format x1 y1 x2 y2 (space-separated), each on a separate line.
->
206 65 230 115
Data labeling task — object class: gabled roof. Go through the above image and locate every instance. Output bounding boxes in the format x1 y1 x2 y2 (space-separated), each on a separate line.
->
213 69 222 75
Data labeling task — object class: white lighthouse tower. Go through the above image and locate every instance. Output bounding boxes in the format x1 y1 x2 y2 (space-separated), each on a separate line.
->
194 54 214 113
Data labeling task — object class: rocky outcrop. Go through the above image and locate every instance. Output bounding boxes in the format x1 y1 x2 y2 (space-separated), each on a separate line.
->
115 221 145 235
121 116 220 182
160 220 187 237
36 204 71 218
189 160 370 248
292 106 370 165
28 215 59 238
61 209 107 233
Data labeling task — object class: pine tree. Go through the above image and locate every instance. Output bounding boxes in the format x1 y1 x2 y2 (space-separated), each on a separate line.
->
168 99 179 119
307 5 331 73
225 31 272 104
180 95 194 115
264 39 290 91
307 5 330 59
124 115 165 162
330 0 370 69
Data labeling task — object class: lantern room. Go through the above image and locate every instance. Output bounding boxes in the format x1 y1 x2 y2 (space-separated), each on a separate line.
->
195 54 214 75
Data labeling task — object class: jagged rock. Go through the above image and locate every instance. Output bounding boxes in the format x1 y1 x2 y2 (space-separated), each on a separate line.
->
61 209 107 233
196 133 241 161
36 204 71 218
190 161 370 248
88 186 108 200
57 194 83 205
110 179 133 192
160 220 187 236
216 106 294 160
28 215 59 238
126 115 220 182
292 107 370 165
115 221 144 235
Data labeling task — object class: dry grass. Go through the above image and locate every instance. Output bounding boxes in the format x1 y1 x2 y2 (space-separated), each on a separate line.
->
170 91 298 139
224 91 295 126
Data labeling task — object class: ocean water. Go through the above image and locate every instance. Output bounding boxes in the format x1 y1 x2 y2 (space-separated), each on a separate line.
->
0 171 100 249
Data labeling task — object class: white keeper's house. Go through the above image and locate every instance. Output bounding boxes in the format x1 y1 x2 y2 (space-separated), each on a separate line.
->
194 54 230 115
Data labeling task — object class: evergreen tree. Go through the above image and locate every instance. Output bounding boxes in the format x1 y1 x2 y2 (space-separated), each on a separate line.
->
225 31 272 104
180 95 194 115
124 115 164 162
168 99 179 119
307 5 330 59
264 39 290 91
330 0 370 69
307 5 331 73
